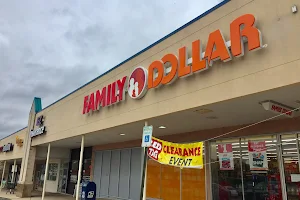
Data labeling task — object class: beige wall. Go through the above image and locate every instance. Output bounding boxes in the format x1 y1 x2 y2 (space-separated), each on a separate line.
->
31 0 300 146
36 146 70 160
0 128 26 161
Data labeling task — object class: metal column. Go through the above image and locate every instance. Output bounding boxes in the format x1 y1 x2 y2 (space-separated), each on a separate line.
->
1 161 6 190
42 143 51 200
239 138 245 200
277 134 288 200
11 160 16 184
76 136 85 200
141 121 148 200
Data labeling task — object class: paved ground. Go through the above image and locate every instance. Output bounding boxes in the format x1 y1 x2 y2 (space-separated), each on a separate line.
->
0 191 74 200
0 190 115 200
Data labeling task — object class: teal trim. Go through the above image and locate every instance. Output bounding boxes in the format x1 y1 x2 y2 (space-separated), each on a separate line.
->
36 0 230 112
34 97 42 113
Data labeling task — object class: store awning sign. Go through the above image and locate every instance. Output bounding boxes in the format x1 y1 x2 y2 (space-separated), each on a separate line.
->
147 136 203 168
83 14 264 115
218 144 234 170
248 141 268 171
261 100 295 118
16 136 23 147
0 143 14 153
30 115 46 138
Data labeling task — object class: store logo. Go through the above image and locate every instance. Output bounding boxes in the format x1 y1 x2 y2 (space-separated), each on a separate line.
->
16 136 23 147
30 115 46 138
36 115 44 126
0 143 14 153
83 14 264 114
128 67 148 99
87 191 94 198
148 14 264 89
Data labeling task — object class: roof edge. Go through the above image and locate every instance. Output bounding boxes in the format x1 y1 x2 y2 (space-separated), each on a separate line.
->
0 127 28 141
39 0 230 113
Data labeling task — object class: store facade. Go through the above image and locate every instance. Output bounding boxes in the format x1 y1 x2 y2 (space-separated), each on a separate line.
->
0 0 299 199
66 147 92 195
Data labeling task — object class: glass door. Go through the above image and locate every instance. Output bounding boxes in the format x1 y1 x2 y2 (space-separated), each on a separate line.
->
281 134 300 200
241 136 282 200
67 160 79 194
34 164 45 191
58 161 69 193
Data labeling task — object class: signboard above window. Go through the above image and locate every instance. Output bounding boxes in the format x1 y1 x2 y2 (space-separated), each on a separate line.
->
30 115 46 138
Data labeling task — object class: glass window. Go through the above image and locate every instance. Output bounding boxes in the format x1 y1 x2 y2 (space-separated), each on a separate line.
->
83 159 91 176
241 135 281 200
47 163 58 181
281 134 300 200
211 135 284 200
210 138 243 200
82 159 92 181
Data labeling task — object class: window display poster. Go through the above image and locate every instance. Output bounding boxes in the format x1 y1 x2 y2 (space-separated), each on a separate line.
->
248 141 268 170
218 144 234 170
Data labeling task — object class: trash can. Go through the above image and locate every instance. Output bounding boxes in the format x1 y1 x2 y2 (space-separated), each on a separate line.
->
81 181 96 200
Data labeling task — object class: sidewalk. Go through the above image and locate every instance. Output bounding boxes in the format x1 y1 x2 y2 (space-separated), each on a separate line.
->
0 192 115 200
0 191 74 200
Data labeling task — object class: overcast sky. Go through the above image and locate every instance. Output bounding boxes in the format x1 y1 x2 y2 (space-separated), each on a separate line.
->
0 0 223 138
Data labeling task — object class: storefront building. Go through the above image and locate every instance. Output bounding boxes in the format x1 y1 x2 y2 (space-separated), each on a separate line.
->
0 128 26 188
0 0 300 199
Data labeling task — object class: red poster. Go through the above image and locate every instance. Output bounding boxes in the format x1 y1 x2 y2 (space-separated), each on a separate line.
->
218 144 234 170
248 141 268 170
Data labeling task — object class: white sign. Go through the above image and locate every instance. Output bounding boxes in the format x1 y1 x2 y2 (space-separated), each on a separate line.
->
2 143 13 152
218 144 234 170
248 141 268 170
261 101 295 118
291 174 300 182
30 126 46 138
87 191 94 198
11 165 17 172
142 125 153 147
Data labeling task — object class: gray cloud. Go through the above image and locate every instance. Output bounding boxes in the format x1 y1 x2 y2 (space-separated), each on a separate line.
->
0 0 223 137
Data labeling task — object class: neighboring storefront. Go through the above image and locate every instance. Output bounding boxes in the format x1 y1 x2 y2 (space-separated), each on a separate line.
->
66 147 92 195
209 132 300 200
0 0 300 199
92 147 143 199
0 128 26 186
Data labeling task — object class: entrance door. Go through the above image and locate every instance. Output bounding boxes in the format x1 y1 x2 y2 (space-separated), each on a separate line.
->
283 156 299 199
58 161 69 193
67 160 79 195
240 136 282 200
281 135 300 200
34 164 45 191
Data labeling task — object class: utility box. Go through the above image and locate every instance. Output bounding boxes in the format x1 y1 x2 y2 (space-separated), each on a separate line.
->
81 181 96 200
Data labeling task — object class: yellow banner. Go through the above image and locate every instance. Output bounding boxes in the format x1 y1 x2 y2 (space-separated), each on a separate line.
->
147 136 203 168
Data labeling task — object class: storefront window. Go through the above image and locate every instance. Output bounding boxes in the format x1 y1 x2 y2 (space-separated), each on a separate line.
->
210 135 285 200
210 138 243 200
83 159 91 182
70 160 79 183
34 164 45 189
47 163 58 181
281 134 300 200
241 135 280 200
